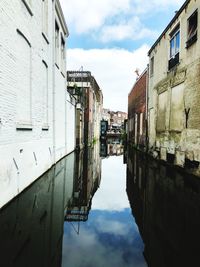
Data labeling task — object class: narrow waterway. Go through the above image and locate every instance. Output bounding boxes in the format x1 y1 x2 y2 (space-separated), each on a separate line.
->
62 144 146 267
0 142 200 267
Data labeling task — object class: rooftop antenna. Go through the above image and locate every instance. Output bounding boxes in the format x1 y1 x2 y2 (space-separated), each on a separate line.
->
135 68 140 79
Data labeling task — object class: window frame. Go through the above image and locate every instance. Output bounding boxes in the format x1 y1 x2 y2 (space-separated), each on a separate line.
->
61 34 66 76
42 0 49 43
186 9 198 48
169 27 180 59
150 56 154 76
16 29 33 130
168 24 180 70
55 20 60 68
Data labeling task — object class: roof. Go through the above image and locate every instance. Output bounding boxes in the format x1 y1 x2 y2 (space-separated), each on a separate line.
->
148 0 190 56
128 68 147 96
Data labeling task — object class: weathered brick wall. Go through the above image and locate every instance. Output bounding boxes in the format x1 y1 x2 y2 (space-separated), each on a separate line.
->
128 70 147 146
148 0 200 169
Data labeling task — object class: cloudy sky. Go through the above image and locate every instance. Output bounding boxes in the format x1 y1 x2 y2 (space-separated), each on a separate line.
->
60 0 185 112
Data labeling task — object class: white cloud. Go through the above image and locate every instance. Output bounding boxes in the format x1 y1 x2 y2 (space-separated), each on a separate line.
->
100 17 158 43
95 217 131 236
67 45 149 111
61 0 130 34
60 0 185 42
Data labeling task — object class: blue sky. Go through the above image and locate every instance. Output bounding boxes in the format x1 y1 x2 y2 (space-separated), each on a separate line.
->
60 0 185 111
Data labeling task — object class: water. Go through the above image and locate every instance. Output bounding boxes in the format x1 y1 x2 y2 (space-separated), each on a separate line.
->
0 143 200 267
62 153 146 267
127 149 200 267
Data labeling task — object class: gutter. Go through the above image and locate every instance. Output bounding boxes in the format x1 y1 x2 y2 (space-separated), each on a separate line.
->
148 0 190 56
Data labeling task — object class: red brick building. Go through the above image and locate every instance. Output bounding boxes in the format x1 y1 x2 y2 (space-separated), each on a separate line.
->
128 69 148 149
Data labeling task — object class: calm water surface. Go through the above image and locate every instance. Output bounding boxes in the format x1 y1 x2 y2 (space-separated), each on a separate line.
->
62 152 146 267
1 143 200 267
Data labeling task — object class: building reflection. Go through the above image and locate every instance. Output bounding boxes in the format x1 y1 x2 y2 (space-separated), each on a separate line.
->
65 145 101 222
0 144 101 267
100 138 124 158
126 148 200 267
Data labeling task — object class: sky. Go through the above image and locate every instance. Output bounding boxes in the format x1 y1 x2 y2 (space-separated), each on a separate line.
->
60 0 185 112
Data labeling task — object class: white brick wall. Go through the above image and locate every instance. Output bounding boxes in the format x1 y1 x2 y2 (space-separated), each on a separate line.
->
0 0 71 209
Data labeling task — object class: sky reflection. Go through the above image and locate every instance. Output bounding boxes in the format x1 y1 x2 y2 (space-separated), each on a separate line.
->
62 156 147 267
92 156 129 211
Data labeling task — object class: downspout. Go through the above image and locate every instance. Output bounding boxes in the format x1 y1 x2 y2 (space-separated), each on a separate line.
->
146 64 149 153
65 46 67 155
52 0 56 164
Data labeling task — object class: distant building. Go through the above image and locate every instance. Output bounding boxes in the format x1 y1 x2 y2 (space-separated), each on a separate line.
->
148 0 200 167
102 109 111 125
102 109 127 130
67 71 103 147
128 69 148 150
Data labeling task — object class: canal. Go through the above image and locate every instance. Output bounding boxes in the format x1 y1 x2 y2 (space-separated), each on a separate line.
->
0 141 200 267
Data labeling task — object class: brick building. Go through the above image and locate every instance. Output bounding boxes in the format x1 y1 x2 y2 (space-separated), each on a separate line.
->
102 109 127 130
128 69 147 149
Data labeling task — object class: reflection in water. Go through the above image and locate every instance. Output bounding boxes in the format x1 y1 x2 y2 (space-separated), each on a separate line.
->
100 138 124 158
65 146 101 223
127 148 200 267
0 144 101 267
62 153 147 267
1 141 154 267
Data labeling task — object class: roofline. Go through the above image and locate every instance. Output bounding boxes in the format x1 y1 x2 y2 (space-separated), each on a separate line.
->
55 0 69 37
148 0 190 56
128 68 148 96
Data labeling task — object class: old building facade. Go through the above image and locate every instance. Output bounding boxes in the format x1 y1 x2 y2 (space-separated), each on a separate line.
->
102 109 127 131
67 70 103 148
0 0 70 208
148 0 200 167
128 69 148 149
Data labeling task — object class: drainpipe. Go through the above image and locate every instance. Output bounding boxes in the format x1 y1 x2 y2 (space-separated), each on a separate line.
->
52 0 56 164
145 64 149 152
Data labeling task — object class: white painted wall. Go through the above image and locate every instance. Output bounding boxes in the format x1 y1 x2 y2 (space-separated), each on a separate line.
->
0 0 72 209
66 92 76 154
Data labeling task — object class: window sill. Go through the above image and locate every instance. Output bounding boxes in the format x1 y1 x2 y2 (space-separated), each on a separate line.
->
16 123 33 131
42 32 49 44
22 0 33 16
42 125 49 131
61 71 66 78
186 34 197 49
55 63 59 69
168 53 179 71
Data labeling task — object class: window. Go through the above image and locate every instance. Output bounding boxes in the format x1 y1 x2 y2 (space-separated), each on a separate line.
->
42 61 48 128
186 10 198 48
169 25 180 70
139 113 143 135
150 56 154 76
61 35 66 75
55 21 59 66
16 30 32 128
170 28 180 58
42 0 48 39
